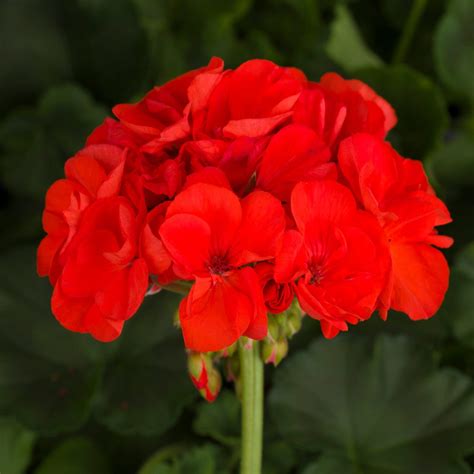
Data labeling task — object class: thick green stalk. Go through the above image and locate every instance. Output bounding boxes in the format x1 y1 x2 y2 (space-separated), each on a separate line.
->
239 340 264 474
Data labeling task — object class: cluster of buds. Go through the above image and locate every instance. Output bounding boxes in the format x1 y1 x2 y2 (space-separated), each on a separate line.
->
261 300 303 367
187 301 303 402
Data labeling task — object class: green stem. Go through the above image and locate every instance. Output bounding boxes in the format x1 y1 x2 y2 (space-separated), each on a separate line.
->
392 0 428 64
239 340 264 474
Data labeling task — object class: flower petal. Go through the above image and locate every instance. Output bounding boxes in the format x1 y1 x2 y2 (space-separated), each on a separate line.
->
389 242 450 319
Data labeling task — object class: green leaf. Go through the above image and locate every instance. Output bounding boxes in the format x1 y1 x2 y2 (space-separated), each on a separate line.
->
269 334 474 473
34 437 110 474
193 390 241 446
263 440 297 474
138 444 227 474
0 246 104 434
0 0 71 114
62 0 149 103
0 83 106 198
94 291 196 435
357 65 448 158
429 132 474 192
326 4 382 72
440 243 474 350
434 0 474 104
0 417 36 474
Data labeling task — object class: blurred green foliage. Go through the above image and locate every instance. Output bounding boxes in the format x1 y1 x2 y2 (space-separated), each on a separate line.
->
0 0 473 472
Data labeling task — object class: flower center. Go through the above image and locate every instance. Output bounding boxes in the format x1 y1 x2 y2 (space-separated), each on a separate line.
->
208 254 232 275
308 262 325 285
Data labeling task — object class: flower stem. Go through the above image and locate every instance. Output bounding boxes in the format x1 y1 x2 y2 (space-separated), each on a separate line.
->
239 340 264 474
392 0 428 64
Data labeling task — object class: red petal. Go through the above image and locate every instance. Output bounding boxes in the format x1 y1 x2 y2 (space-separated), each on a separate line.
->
160 214 211 277
95 258 148 321
257 124 332 201
390 242 449 319
232 190 286 266
338 133 399 213
184 167 231 190
291 180 356 233
180 269 259 352
274 230 306 283
165 183 241 257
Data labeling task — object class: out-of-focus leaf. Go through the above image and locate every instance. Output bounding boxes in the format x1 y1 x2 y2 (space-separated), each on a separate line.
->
38 84 107 156
263 440 297 474
0 84 106 198
138 444 227 474
62 0 149 103
0 198 43 250
269 334 474 473
326 4 382 72
0 246 104 434
434 0 474 104
193 390 241 447
430 132 474 192
34 437 110 474
0 0 71 114
94 291 196 435
0 417 36 474
357 65 448 158
440 243 474 350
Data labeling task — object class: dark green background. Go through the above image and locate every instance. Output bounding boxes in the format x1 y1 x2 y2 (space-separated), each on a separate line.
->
0 0 473 472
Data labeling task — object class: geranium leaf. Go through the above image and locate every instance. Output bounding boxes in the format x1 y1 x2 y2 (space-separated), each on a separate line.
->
357 65 448 158
269 334 474 473
429 132 474 193
0 246 105 434
0 84 106 198
0 0 71 114
326 4 382 72
138 444 228 474
34 437 110 474
0 417 36 474
193 390 241 447
94 291 197 435
439 243 474 350
434 0 474 104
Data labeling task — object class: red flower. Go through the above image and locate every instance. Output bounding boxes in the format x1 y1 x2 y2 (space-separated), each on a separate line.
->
254 262 294 314
140 202 172 278
293 73 397 151
160 183 286 351
52 197 148 341
113 57 224 152
275 180 390 338
191 59 306 139
338 133 452 319
183 136 268 195
37 145 126 283
256 124 334 202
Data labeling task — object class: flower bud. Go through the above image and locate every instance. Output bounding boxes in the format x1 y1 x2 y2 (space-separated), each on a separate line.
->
187 352 222 402
219 341 238 358
261 337 288 367
285 299 303 338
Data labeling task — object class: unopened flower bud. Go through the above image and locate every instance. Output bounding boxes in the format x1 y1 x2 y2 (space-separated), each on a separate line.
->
285 299 303 338
219 341 238 358
267 315 281 342
187 352 221 402
261 337 288 367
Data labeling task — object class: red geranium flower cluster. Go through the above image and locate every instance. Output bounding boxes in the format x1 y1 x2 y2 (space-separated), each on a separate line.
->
38 58 452 352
